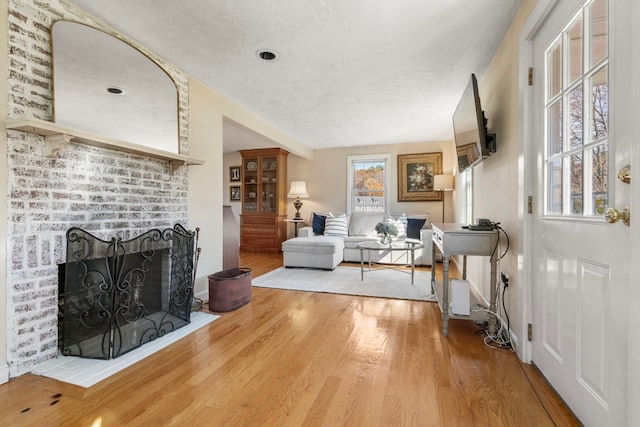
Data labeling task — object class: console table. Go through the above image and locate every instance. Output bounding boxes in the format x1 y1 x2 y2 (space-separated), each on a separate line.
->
430 223 499 336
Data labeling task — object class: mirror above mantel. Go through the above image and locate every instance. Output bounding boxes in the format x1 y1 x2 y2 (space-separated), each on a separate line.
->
4 20 204 172
51 20 180 154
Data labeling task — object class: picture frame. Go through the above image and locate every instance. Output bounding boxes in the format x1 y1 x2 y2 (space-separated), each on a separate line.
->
456 142 481 172
397 152 443 202
230 185 241 201
229 166 241 182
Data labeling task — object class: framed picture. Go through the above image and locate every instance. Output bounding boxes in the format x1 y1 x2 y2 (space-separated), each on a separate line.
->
230 186 241 201
229 166 241 182
397 152 443 202
456 142 481 172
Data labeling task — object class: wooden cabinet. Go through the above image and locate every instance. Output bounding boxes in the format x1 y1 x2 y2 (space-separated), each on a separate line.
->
240 148 288 252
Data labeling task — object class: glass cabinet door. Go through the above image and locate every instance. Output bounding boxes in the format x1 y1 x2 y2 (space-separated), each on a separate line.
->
243 157 259 213
261 156 277 213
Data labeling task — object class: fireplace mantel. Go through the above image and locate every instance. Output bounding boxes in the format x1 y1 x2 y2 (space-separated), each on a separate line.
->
5 117 205 173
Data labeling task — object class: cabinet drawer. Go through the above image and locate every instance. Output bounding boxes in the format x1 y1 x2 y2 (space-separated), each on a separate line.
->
241 216 277 226
242 236 277 248
242 226 276 236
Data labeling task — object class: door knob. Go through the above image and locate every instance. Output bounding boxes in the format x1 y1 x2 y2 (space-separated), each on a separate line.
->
605 207 630 226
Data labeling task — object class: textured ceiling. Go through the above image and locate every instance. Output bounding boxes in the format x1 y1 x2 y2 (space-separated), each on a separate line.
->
69 0 523 153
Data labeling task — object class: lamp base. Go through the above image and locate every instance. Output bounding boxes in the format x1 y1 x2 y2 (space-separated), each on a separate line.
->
293 198 303 220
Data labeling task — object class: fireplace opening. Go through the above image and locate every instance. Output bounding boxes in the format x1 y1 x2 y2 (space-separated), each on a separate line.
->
58 224 196 359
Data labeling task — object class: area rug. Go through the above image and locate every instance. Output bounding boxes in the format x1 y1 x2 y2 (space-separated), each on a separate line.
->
253 265 436 301
32 311 219 388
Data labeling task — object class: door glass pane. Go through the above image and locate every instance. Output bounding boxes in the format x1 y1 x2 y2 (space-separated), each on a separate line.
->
568 16 583 84
590 0 608 67
591 66 608 141
569 153 583 214
548 40 563 99
592 144 608 214
568 86 583 149
543 0 608 217
548 101 563 155
547 158 562 214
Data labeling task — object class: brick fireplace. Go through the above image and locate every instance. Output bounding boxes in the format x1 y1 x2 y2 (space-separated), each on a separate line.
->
5 0 192 376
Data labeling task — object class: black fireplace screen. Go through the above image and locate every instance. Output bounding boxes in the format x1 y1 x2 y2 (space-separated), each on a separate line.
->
59 224 195 359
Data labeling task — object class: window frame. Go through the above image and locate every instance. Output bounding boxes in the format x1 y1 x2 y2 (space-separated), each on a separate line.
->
346 154 391 215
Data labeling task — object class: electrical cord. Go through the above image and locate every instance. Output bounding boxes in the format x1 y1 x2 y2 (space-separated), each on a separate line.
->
490 222 510 262
471 304 513 350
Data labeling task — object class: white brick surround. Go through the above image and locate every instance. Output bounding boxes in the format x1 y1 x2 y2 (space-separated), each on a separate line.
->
5 0 192 377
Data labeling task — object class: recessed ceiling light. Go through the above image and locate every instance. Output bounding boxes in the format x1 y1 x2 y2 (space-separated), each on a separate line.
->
257 49 278 61
106 86 125 94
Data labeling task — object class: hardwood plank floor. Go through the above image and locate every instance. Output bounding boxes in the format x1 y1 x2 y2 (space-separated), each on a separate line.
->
0 252 580 426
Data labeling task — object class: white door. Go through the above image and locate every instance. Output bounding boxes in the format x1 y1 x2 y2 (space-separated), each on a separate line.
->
530 0 636 425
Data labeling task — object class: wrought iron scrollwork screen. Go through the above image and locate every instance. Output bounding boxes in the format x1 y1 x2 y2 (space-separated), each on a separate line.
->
60 224 195 359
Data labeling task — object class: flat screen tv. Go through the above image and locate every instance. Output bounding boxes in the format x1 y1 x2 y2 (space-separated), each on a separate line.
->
452 74 496 173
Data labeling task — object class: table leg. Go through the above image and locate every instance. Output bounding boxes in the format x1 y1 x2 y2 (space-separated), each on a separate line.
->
488 253 498 335
431 238 436 293
360 248 364 281
410 248 415 285
442 256 450 336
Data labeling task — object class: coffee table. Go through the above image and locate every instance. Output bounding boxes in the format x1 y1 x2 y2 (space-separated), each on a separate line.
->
356 240 424 285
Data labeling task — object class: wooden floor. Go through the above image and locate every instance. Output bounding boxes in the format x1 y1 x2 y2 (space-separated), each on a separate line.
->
0 252 580 426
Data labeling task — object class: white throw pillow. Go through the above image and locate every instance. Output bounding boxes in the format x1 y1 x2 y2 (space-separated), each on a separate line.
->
385 214 407 238
324 214 348 237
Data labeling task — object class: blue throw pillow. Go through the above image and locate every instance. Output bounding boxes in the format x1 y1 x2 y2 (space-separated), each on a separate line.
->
312 213 327 234
406 218 427 239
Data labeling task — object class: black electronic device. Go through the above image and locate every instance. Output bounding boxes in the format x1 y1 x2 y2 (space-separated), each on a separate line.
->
468 218 494 231
452 74 497 173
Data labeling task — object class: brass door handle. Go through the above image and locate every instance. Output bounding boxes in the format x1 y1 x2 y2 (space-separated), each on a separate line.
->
605 207 630 226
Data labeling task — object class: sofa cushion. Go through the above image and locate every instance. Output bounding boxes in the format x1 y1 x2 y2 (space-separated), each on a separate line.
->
348 213 384 237
343 235 379 249
324 214 349 237
312 212 327 234
282 236 344 254
406 218 427 239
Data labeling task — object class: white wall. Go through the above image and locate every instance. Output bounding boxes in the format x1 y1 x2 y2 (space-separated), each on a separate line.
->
286 141 456 232
188 79 312 298
460 0 538 355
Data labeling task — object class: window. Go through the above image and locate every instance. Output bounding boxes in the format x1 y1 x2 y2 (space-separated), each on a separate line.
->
464 168 473 224
347 154 390 214
544 0 608 217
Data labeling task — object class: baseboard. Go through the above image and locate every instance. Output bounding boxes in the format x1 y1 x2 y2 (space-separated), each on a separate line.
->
510 331 520 354
0 363 9 384
194 289 208 302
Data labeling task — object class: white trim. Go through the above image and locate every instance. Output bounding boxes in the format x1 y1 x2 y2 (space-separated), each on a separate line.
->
625 1 640 423
518 0 559 363
0 363 8 385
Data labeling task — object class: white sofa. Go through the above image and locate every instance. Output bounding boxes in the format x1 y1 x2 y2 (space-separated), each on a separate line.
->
282 213 433 269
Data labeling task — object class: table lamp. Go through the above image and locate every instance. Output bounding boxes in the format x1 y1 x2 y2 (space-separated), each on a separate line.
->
287 181 309 220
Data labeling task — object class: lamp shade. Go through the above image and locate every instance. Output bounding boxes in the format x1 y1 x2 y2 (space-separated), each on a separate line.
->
287 181 309 198
433 174 455 191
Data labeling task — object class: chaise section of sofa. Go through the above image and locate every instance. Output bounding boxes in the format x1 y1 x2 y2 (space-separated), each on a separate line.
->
295 212 433 266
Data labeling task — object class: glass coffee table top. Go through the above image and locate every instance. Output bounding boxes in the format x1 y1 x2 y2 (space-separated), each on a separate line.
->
356 240 424 251
356 240 424 284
